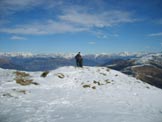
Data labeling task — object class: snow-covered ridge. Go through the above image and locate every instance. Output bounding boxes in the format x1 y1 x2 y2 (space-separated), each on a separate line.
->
0 66 162 122
0 51 151 59
0 52 34 58
135 53 162 64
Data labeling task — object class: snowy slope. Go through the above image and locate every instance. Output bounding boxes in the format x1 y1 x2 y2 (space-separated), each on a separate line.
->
135 53 162 64
0 66 162 122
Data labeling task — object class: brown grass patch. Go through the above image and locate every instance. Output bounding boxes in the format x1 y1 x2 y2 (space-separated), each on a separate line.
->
105 79 111 84
14 71 39 86
16 78 33 85
132 65 162 89
15 71 30 77
18 90 26 94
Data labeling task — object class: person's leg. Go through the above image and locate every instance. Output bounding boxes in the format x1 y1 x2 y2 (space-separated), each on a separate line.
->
80 59 83 67
76 60 79 67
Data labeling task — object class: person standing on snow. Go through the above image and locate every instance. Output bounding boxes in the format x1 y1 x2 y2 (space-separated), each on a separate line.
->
75 52 83 67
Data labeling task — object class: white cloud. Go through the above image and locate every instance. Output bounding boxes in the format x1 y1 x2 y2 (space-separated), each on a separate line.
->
0 1 137 35
0 0 43 12
148 32 162 37
0 0 65 16
91 30 119 39
88 41 96 45
10 35 27 40
0 20 87 35
95 32 108 39
59 10 136 28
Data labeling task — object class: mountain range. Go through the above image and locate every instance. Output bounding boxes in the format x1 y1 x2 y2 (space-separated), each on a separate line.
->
0 52 146 71
0 52 162 89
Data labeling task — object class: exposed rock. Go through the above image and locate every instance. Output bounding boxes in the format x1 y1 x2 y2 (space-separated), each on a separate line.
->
41 71 49 77
3 93 13 97
83 84 91 88
14 71 38 86
92 86 96 89
56 73 65 79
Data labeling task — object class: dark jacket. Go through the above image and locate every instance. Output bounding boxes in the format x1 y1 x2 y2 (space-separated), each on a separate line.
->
75 54 82 61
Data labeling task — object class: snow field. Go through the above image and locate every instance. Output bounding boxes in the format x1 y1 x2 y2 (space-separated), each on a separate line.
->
0 66 162 122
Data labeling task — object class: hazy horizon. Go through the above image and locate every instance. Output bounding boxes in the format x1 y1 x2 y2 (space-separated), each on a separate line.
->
0 51 161 56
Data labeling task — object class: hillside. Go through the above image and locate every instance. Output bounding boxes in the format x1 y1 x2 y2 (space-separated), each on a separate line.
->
105 53 162 89
0 66 162 122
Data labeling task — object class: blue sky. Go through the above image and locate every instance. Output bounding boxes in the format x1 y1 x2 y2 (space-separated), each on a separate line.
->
0 0 162 54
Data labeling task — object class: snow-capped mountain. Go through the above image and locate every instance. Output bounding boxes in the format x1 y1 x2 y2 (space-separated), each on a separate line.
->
134 52 162 65
0 66 162 122
0 52 34 58
0 52 142 71
0 52 142 59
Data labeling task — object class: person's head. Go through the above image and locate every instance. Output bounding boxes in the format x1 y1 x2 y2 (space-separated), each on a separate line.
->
78 52 80 54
